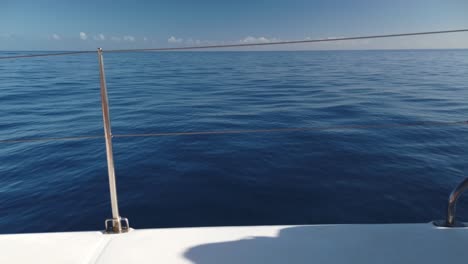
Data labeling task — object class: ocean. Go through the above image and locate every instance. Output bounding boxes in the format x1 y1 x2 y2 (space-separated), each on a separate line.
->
0 50 467 234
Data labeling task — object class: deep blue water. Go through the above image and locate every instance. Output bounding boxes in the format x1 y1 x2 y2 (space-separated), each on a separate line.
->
0 50 467 234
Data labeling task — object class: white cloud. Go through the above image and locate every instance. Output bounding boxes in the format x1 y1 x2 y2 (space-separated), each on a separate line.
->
143 36 148 41
305 36 344 40
123 35 135 42
79 32 88 40
240 36 276 44
304 36 368 47
93 33 105 41
111 36 121 41
51 33 61 40
168 36 183 44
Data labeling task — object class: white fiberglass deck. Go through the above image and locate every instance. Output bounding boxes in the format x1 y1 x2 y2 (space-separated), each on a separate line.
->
1 223 467 264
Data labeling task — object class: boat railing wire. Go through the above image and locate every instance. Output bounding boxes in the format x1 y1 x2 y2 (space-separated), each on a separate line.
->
1 28 468 144
0 121 467 144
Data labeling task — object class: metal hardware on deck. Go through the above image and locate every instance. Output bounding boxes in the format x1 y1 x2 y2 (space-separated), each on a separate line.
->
445 178 468 227
97 48 129 233
105 217 130 234
433 177 468 227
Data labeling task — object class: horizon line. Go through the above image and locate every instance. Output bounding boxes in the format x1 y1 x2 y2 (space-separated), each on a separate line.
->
1 47 468 52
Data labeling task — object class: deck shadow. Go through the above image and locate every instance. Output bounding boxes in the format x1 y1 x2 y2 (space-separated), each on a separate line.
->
183 224 466 264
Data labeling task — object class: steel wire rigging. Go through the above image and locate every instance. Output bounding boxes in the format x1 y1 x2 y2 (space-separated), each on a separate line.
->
1 29 467 60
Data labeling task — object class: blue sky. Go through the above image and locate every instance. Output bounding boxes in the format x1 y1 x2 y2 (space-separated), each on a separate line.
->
1 0 467 50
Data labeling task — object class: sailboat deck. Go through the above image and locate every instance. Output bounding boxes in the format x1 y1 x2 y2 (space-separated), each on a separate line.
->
1 223 467 263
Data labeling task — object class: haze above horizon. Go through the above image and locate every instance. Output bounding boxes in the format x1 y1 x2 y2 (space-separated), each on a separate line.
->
1 0 468 51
